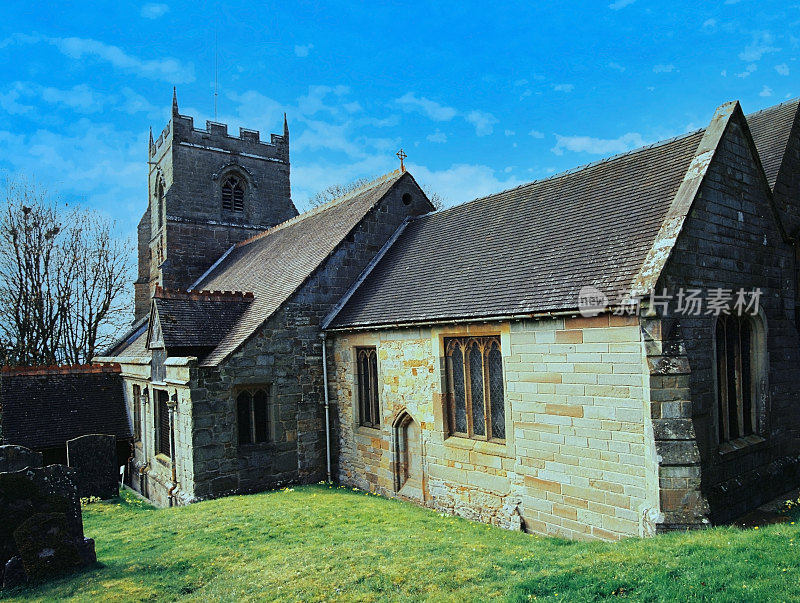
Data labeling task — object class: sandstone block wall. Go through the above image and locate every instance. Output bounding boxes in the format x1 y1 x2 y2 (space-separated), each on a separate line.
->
332 314 659 541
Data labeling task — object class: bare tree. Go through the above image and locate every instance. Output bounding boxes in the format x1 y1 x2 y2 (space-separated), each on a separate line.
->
0 178 133 366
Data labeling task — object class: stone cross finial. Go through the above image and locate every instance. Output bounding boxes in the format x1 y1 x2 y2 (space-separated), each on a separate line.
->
396 148 407 173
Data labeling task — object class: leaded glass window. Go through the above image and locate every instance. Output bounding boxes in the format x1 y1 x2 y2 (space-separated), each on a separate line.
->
236 386 270 445
357 347 380 428
445 335 505 441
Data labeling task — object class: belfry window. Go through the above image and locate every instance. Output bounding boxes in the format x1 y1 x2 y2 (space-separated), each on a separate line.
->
715 314 763 443
444 336 505 441
155 180 165 230
222 175 245 212
236 387 270 445
356 347 380 428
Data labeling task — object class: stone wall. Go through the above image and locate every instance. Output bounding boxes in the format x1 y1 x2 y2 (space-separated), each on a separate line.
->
183 176 432 500
659 114 800 523
331 315 659 541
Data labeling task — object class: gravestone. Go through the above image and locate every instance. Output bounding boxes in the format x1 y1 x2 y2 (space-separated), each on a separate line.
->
0 464 95 590
0 445 42 473
67 434 118 499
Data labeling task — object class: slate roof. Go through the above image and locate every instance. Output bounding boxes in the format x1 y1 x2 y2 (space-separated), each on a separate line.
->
328 100 798 329
152 289 253 351
104 315 149 359
193 170 412 366
748 98 799 188
0 365 131 450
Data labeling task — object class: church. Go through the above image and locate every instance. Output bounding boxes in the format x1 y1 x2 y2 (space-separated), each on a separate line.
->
100 92 800 541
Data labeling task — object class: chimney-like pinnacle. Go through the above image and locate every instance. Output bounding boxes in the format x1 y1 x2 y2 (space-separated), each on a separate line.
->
283 112 289 140
172 86 179 117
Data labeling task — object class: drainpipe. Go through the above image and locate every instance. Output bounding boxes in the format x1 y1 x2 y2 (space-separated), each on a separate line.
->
321 332 332 483
167 392 179 506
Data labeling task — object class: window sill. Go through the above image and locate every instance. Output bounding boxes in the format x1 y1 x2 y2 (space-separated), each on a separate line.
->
237 442 272 452
718 434 766 457
155 454 171 466
444 435 512 458
356 425 382 436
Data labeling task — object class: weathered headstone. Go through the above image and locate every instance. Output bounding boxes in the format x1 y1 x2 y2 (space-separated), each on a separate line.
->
0 445 42 473
0 464 95 589
67 434 118 499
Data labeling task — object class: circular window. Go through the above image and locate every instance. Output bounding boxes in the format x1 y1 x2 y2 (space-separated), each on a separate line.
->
402 193 412 205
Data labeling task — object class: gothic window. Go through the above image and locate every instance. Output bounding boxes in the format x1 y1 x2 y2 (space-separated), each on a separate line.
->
356 347 380 428
156 390 171 457
222 175 245 212
236 386 270 445
132 384 142 442
445 336 505 441
155 180 165 230
715 315 762 443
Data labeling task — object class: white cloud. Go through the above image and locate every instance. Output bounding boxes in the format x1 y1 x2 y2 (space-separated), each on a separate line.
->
609 0 636 9
141 3 169 19
551 132 646 156
608 62 626 72
396 92 497 136
553 83 574 92
426 130 447 143
3 34 194 83
702 18 717 30
406 163 524 208
776 63 790 75
504 129 515 137
396 92 458 121
653 64 675 73
759 85 773 97
529 129 545 139
736 64 758 78
294 44 313 57
464 110 498 136
739 31 780 63
721 69 727 77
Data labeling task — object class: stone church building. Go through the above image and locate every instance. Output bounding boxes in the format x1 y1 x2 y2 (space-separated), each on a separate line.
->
101 93 800 540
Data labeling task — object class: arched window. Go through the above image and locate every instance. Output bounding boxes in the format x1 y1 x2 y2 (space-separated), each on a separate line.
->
356 347 379 428
715 314 765 443
236 386 270 445
222 175 245 212
155 180 165 230
445 335 505 441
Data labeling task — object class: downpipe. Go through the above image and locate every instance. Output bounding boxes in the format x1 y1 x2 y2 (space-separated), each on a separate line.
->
321 332 332 483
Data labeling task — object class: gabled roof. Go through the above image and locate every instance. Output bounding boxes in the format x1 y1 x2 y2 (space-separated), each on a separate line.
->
328 100 795 330
193 170 416 365
147 288 254 351
748 98 799 189
0 364 130 450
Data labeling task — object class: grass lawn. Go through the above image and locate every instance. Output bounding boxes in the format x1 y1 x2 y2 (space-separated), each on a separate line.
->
3 485 800 602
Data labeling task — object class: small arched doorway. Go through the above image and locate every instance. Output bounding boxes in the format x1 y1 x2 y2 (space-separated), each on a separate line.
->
393 411 423 501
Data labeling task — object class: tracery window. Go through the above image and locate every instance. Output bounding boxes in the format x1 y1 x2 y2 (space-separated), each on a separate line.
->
356 347 380 428
444 336 505 441
222 175 245 212
715 315 761 443
237 387 270 445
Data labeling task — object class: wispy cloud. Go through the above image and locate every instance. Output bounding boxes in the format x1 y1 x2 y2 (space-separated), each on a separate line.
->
140 3 169 19
609 0 636 10
736 64 757 78
396 92 497 136
739 31 780 62
653 64 675 73
608 62 626 72
529 129 545 139
407 163 524 207
702 18 717 30
553 83 574 92
776 63 790 75
294 44 313 57
551 132 646 156
2 33 194 83
759 85 773 97
426 130 447 143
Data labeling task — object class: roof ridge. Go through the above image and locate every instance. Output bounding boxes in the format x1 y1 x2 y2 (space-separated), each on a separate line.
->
235 169 404 248
430 127 706 218
1 363 121 376
745 96 800 118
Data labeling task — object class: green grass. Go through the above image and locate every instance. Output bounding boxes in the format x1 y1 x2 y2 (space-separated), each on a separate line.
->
3 485 800 602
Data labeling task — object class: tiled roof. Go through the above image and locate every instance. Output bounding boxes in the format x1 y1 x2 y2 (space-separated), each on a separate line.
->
748 98 799 188
329 100 798 329
0 365 131 450
103 315 149 359
152 288 253 352
194 170 410 365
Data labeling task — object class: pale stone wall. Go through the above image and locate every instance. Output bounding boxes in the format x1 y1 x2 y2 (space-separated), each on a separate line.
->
331 314 660 541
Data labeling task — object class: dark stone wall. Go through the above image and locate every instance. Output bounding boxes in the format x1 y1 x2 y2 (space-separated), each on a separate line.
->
188 176 432 499
660 115 800 524
771 109 800 238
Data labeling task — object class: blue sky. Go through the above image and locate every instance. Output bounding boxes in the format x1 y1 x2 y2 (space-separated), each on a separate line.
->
0 1 797 241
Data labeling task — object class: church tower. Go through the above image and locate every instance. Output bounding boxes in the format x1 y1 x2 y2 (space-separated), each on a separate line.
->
134 90 298 319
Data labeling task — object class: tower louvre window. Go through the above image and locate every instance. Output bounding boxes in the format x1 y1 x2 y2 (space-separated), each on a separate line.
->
222 175 245 212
